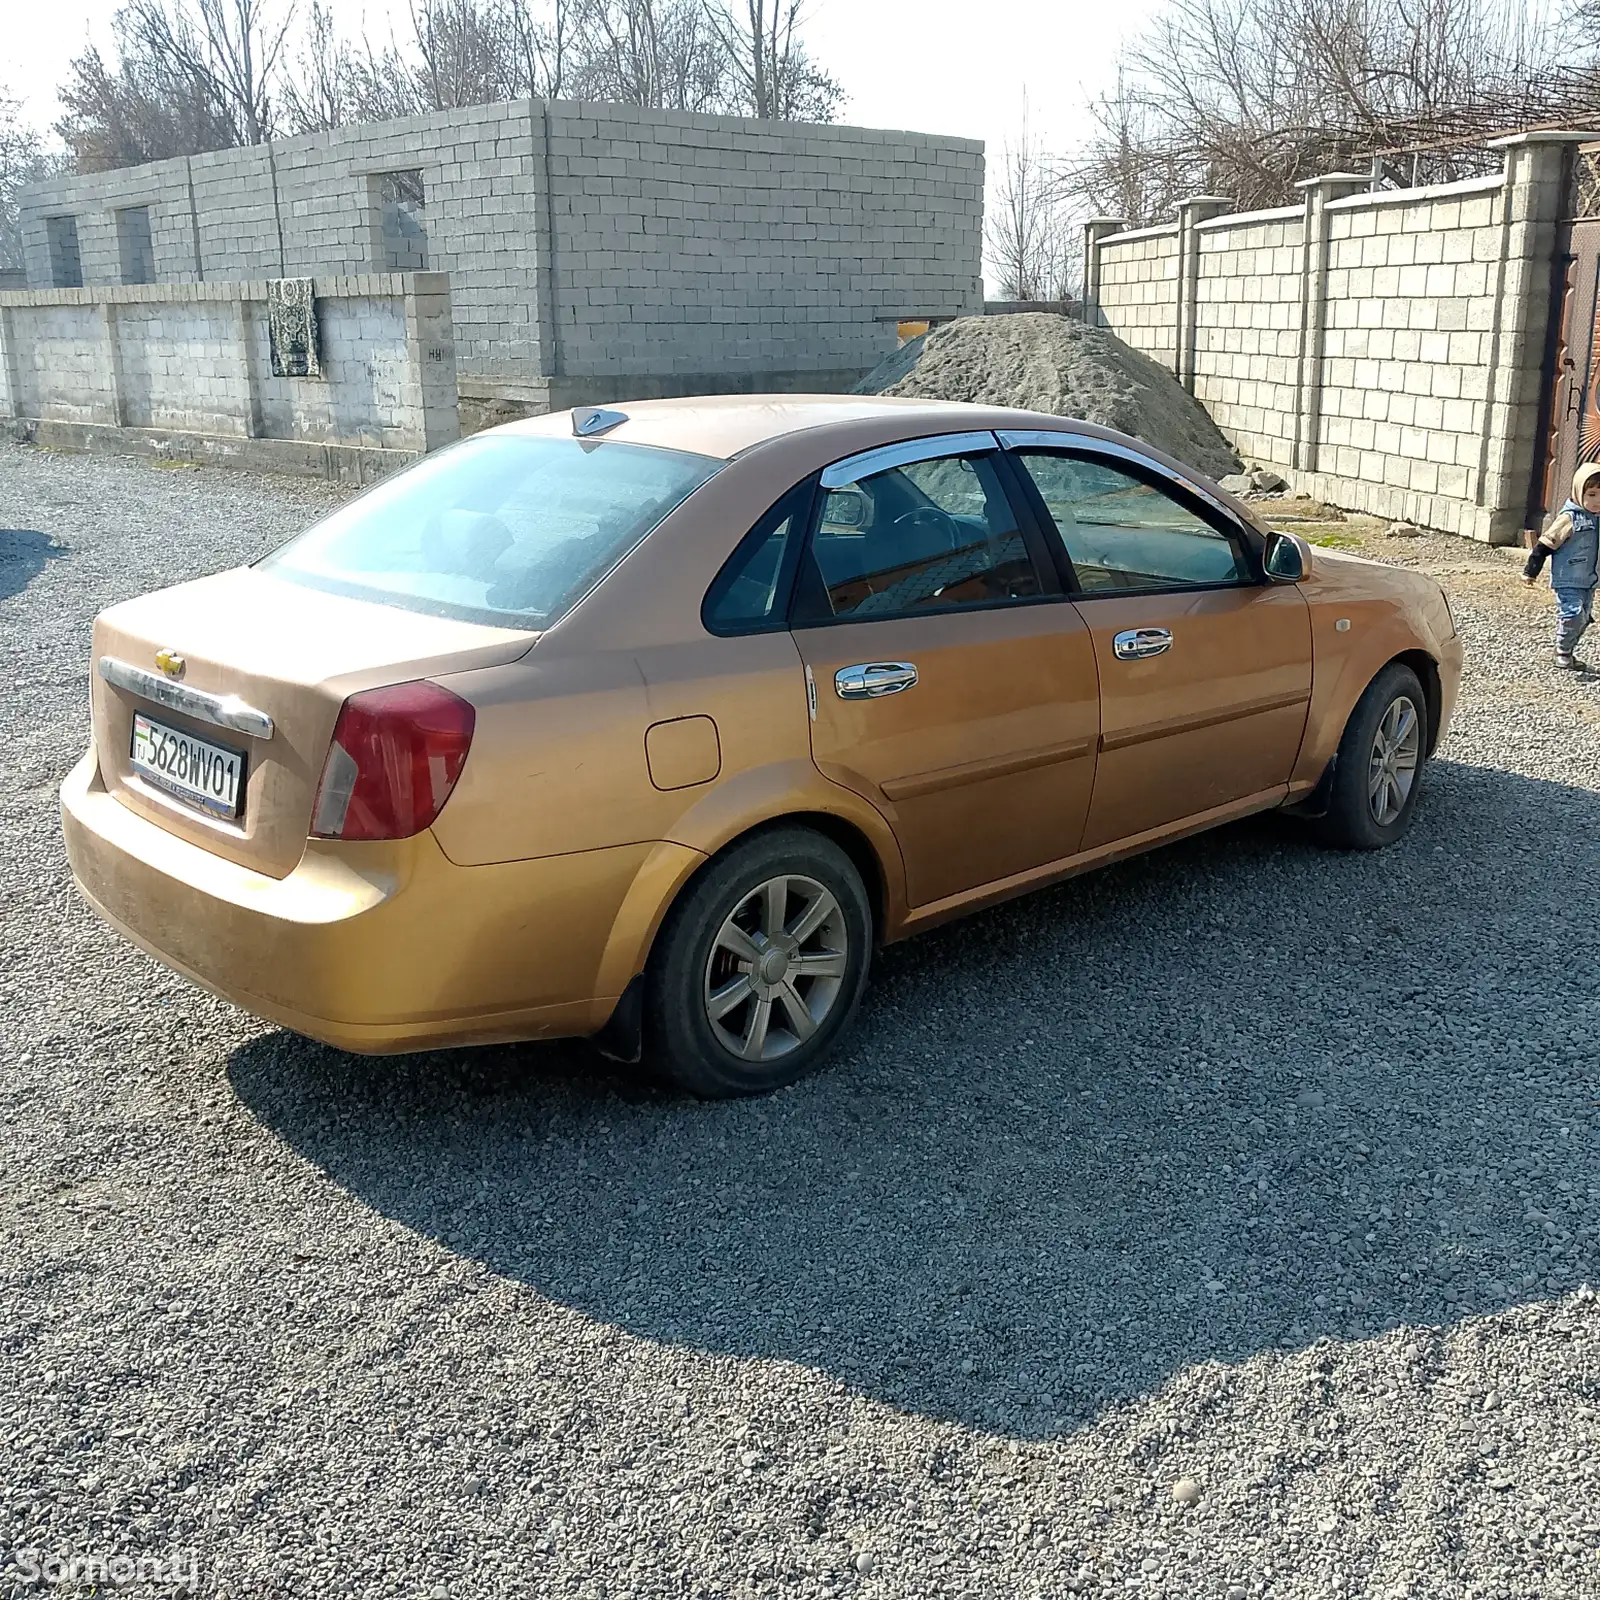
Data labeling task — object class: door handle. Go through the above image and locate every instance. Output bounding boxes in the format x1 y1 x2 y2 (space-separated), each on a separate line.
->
1113 627 1173 661
835 661 919 699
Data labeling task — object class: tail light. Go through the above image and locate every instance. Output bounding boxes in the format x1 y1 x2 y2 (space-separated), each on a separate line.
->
311 681 475 841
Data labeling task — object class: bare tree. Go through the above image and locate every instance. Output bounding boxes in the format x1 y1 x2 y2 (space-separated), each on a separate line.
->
52 0 845 172
122 0 298 145
569 0 730 112
56 15 238 170
987 108 1078 302
706 0 843 121
508 0 574 98
409 0 521 110
1065 0 1580 223
277 0 353 133
1 88 67 269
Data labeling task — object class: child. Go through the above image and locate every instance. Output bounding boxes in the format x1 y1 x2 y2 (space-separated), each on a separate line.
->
1522 462 1600 669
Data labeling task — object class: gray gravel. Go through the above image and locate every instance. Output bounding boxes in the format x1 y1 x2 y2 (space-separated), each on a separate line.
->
853 315 1242 479
2 441 1599 1600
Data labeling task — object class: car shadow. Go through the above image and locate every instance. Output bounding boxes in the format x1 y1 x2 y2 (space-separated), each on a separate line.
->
228 758 1600 1438
0 528 67 602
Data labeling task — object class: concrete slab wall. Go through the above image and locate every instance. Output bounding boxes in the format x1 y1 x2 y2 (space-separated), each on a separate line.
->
0 272 459 481
1191 208 1305 472
1093 225 1180 374
1087 136 1583 542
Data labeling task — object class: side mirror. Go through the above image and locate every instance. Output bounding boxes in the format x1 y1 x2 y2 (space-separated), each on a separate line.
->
824 487 870 533
1264 530 1306 583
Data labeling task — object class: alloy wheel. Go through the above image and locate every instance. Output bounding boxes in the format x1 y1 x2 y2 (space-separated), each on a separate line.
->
702 874 849 1063
1368 693 1421 827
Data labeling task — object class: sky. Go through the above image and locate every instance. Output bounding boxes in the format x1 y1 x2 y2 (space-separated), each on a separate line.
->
0 0 1161 177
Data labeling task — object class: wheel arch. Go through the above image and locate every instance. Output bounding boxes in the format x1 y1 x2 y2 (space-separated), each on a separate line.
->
590 808 897 1059
1390 648 1443 754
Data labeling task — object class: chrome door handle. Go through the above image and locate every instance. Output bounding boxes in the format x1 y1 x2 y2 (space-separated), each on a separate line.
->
835 661 919 699
1112 627 1173 661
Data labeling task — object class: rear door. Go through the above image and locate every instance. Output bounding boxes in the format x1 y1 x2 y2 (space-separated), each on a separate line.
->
1005 437 1311 852
789 434 1101 912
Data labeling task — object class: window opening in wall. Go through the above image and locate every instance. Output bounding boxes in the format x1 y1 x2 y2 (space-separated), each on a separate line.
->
116 205 156 285
373 170 428 271
46 216 83 288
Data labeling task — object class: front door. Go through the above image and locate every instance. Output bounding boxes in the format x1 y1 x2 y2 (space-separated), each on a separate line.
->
790 439 1100 911
1007 445 1312 851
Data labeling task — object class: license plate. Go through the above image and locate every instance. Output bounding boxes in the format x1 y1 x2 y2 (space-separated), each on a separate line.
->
130 713 245 819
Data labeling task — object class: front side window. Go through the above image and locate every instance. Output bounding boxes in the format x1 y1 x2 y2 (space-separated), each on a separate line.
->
1014 451 1251 593
260 434 720 628
795 452 1045 623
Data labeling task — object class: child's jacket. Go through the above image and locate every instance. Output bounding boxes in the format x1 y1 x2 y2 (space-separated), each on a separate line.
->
1540 462 1600 590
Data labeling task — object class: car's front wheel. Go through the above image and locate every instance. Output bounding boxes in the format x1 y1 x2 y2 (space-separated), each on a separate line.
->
643 827 873 1098
1314 662 1429 849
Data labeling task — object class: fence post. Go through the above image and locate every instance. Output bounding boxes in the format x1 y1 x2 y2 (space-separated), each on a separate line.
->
403 271 460 453
1176 196 1231 393
1291 173 1367 475
1479 131 1588 541
1081 218 1129 328
0 303 18 421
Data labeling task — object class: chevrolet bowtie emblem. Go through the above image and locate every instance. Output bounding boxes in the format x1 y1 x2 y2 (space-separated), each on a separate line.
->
154 649 186 680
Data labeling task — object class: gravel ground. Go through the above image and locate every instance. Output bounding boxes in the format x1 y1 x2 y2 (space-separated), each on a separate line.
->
2 443 1599 1600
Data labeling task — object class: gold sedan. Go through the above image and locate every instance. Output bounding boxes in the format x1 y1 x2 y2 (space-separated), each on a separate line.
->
62 397 1463 1096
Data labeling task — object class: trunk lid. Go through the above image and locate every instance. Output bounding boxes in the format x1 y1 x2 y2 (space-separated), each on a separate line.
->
91 566 535 878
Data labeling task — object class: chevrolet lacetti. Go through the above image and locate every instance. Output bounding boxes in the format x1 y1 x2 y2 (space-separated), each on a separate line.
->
62 396 1464 1096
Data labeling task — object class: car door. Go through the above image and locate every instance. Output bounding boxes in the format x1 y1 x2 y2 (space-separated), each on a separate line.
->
1004 436 1312 853
787 433 1101 911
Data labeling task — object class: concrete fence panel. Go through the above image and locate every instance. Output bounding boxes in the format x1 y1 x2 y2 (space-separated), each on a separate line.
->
0 272 459 483
1085 132 1590 542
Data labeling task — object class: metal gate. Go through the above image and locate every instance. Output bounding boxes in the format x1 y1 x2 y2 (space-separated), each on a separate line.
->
1534 145 1600 527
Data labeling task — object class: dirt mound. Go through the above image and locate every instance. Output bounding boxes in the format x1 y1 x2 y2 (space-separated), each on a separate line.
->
854 312 1241 481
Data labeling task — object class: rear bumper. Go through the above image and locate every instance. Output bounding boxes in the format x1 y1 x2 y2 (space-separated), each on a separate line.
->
60 749 698 1054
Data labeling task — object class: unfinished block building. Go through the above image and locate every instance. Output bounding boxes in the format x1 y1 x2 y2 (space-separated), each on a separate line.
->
17 100 985 420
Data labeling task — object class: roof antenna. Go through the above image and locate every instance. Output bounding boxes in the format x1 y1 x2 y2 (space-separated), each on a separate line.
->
572 406 627 438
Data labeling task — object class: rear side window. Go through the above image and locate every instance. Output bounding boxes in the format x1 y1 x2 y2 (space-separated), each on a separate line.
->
1012 451 1250 593
702 484 812 634
259 435 721 628
793 452 1046 623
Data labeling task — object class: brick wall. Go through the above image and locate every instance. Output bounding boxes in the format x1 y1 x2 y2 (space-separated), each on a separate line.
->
1087 135 1575 542
0 273 459 480
16 102 983 405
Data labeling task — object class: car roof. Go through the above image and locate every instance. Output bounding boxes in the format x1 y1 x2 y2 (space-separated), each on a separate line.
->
490 393 1113 463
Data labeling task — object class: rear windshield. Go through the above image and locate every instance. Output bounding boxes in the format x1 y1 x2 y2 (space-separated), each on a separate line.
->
259 434 722 628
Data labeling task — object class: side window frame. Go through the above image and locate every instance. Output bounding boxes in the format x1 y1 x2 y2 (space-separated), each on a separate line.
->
999 433 1266 597
789 435 1066 629
700 478 819 637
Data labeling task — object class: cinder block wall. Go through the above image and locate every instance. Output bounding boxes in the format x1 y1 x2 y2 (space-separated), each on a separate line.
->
18 102 984 407
1093 226 1180 373
541 104 984 398
0 273 459 481
1192 207 1304 471
1087 135 1576 542
1314 182 1505 517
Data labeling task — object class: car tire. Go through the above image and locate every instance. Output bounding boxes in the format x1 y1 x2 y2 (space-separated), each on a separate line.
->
643 827 873 1099
1313 662 1430 850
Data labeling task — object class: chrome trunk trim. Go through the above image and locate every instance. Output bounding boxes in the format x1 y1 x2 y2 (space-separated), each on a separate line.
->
97 657 275 740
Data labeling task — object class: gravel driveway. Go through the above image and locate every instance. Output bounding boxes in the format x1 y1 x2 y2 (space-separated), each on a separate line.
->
2 444 1598 1600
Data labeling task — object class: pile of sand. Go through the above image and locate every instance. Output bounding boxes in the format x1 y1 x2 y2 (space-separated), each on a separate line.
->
854 312 1241 481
